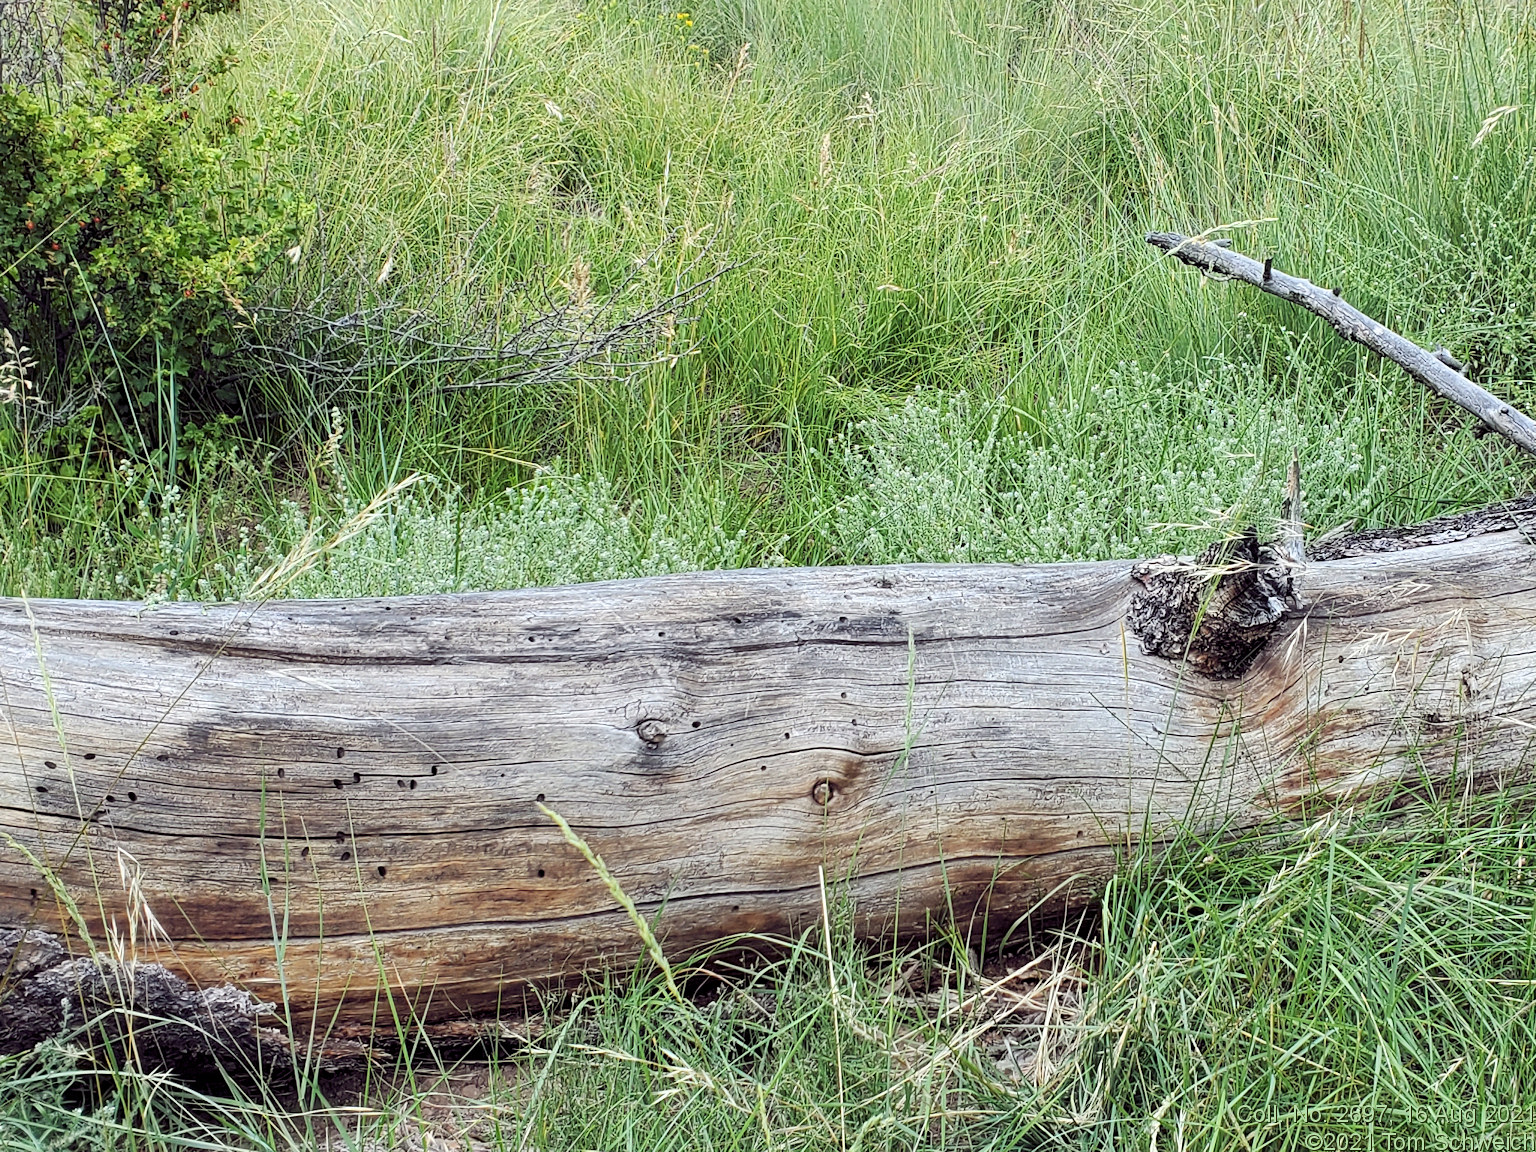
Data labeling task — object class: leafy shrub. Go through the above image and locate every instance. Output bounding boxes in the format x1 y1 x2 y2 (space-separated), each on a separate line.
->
0 0 305 438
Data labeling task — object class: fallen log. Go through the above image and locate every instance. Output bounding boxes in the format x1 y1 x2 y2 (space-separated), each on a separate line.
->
2 502 1534 1026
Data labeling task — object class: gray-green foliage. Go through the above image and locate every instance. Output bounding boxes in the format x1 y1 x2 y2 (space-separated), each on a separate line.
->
0 1044 117 1152
277 471 747 598
830 342 1508 566
832 393 1008 564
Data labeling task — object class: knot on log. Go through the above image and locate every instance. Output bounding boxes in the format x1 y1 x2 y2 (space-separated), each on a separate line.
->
1127 527 1300 679
636 718 668 749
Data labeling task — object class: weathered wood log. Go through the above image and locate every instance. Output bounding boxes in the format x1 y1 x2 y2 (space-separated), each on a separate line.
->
1146 231 1536 456
2 503 1534 1025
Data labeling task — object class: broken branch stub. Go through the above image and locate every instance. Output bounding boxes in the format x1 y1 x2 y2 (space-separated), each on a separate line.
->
1127 527 1301 679
1129 454 1309 679
1145 231 1536 456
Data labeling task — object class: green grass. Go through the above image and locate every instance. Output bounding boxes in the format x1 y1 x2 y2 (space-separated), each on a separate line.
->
3 0 1534 595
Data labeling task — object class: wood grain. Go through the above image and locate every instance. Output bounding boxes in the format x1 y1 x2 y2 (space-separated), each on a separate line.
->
3 529 1534 1022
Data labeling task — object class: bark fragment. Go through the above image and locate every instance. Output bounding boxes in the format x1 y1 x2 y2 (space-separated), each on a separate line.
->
0 928 292 1074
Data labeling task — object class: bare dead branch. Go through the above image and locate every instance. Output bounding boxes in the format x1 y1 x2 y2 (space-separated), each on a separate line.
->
1146 231 1536 457
1278 451 1306 572
242 235 735 399
0 0 64 91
